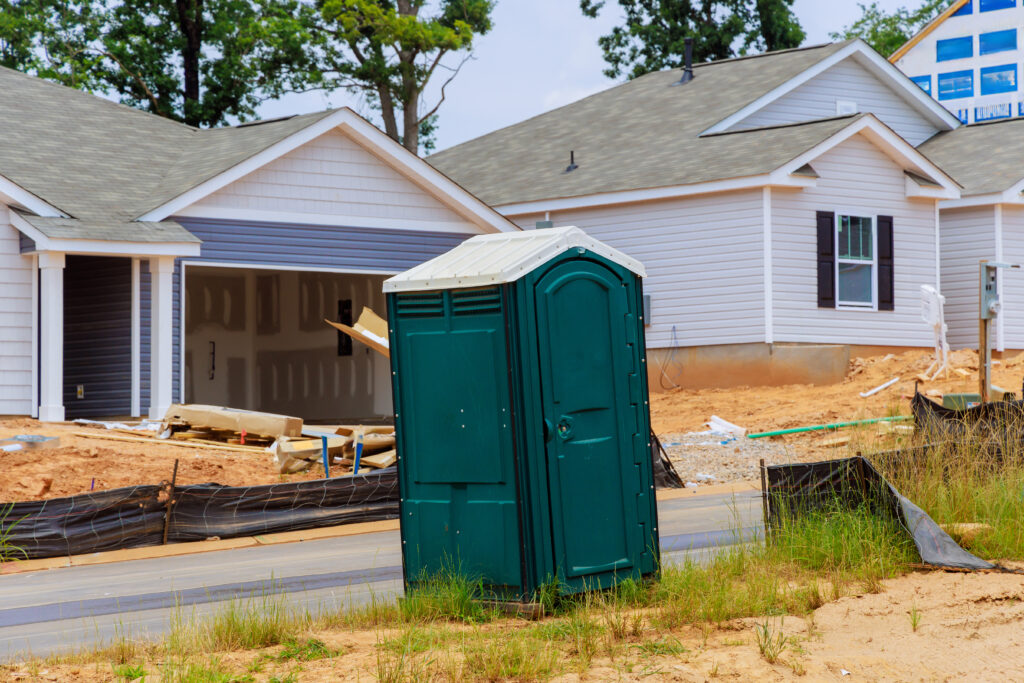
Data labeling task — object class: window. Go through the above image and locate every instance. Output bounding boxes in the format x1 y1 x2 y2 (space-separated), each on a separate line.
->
938 70 974 99
936 36 973 61
980 64 1017 94
953 0 973 15
836 215 875 308
911 75 932 94
980 0 1014 11
979 28 1016 54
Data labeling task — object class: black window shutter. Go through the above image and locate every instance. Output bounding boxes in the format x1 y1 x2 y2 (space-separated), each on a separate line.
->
816 211 835 308
877 215 894 311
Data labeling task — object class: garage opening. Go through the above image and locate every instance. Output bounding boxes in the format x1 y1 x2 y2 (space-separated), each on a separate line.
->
183 265 392 422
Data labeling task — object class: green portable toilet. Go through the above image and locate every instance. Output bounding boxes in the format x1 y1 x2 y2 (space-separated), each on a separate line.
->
384 226 659 601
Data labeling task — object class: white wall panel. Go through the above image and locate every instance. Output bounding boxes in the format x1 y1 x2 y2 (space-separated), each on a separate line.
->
772 133 938 346
509 190 766 349
192 129 478 233
732 57 940 145
0 217 33 414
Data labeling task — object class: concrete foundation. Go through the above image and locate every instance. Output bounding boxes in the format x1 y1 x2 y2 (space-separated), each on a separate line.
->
646 342 927 391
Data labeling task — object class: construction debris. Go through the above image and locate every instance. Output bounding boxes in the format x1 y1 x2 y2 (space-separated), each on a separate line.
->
161 404 303 440
324 307 390 358
271 426 396 474
705 415 746 436
0 435 60 452
859 376 899 398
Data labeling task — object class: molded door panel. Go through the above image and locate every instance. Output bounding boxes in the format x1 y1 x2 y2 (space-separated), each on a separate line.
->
534 261 640 585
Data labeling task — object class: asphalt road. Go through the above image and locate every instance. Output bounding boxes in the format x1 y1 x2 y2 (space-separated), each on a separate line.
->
0 490 761 661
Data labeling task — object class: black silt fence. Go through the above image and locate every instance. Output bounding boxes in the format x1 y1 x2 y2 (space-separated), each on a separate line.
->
2 441 683 560
764 456 992 571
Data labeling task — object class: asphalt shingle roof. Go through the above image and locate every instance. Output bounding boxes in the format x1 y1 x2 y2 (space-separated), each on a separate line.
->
427 42 855 206
916 118 1024 196
0 66 337 242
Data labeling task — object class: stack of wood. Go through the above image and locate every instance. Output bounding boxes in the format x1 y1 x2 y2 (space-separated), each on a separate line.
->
272 425 396 474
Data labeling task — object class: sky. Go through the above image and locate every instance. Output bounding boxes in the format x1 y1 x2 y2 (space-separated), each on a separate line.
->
258 0 913 154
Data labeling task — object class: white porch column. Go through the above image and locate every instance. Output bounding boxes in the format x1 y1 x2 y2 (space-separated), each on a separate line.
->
149 256 175 419
37 252 65 422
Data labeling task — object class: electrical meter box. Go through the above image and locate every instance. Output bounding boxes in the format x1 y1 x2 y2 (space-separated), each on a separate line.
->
384 227 659 600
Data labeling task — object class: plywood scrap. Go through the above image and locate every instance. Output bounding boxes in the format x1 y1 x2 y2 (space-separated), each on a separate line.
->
74 431 263 454
162 404 302 439
359 449 397 469
324 307 390 358
821 435 850 448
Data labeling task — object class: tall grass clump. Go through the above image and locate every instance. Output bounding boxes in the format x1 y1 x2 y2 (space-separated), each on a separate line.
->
654 497 917 628
400 567 498 624
167 595 299 654
0 504 26 562
874 417 1024 559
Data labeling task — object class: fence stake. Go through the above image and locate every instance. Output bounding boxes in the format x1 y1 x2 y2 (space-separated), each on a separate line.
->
321 435 330 477
759 458 770 543
162 459 179 545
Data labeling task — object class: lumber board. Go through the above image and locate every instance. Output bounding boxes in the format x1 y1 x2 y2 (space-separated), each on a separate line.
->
73 431 265 454
359 449 396 469
163 404 303 438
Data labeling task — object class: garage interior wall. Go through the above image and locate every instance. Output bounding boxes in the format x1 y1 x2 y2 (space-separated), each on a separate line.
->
184 266 391 421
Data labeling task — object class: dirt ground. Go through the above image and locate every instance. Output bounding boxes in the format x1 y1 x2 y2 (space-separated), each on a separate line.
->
2 347 1022 501
4 564 1024 681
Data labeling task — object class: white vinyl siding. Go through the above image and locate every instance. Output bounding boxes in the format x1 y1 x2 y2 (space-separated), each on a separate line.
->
1000 206 1024 349
939 206 995 350
191 129 478 233
772 133 937 346
731 57 941 145
508 190 766 348
0 216 33 415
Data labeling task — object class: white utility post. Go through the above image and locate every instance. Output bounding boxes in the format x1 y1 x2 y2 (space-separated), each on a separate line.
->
149 256 175 419
37 251 65 422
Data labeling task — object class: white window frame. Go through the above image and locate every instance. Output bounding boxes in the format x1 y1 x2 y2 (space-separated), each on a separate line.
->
835 213 877 311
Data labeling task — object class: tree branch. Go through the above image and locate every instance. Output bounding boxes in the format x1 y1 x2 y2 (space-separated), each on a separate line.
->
417 52 470 125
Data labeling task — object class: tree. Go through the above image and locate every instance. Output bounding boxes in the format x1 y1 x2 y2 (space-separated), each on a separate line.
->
309 0 494 154
579 0 805 80
0 0 317 127
830 0 947 58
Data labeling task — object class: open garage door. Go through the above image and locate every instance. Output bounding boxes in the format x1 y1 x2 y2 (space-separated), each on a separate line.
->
183 265 391 422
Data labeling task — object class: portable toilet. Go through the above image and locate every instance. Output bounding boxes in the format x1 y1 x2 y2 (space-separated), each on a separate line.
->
383 226 659 601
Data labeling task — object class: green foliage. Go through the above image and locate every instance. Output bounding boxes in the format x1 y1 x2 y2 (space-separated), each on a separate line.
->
0 504 26 562
309 0 494 152
112 662 147 681
400 567 497 623
273 637 336 661
159 657 252 683
908 601 922 631
579 0 805 80
753 618 788 663
830 0 948 58
0 0 318 127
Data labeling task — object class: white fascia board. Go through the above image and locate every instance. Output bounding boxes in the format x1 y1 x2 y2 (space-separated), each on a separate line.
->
495 173 802 215
0 175 67 218
173 205 481 235
701 40 960 136
770 115 961 197
140 108 518 235
9 211 52 250
905 175 959 200
939 192 1024 209
45 240 201 257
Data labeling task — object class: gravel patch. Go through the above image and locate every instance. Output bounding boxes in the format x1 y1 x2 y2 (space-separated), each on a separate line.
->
659 431 792 488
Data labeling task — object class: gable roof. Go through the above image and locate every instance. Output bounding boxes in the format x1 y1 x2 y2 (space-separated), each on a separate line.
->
918 118 1024 198
427 41 957 209
0 66 515 245
890 0 971 62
